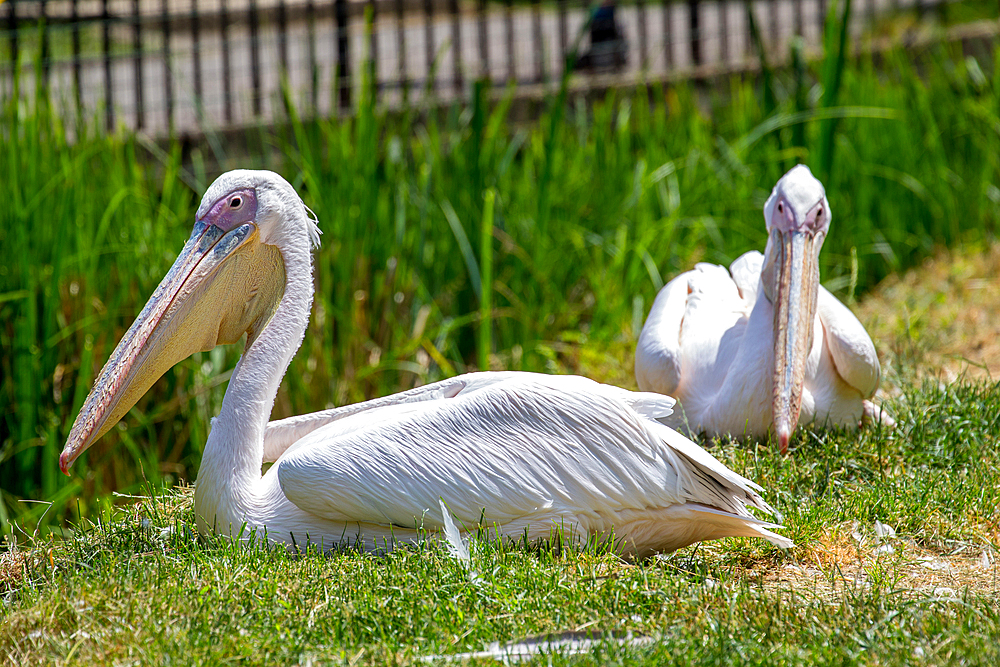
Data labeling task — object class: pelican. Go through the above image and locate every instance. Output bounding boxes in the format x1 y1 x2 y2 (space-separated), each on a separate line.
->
60 169 790 557
636 165 890 454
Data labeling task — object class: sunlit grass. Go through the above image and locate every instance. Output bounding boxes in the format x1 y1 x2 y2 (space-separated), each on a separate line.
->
1 25 998 536
2 367 1000 665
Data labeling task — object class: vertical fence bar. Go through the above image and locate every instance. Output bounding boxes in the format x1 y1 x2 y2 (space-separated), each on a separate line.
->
794 0 804 37
40 0 50 89
720 0 729 64
450 0 463 94
422 0 433 92
249 0 261 116
688 0 700 66
368 0 378 99
532 0 543 83
307 0 317 111
72 0 82 113
505 0 514 83
103 0 113 130
478 0 489 80
664 0 673 69
133 0 144 129
221 0 232 123
162 0 173 131
557 0 567 72
818 0 827 37
637 0 647 69
279 0 289 78
6 0 16 71
770 0 778 53
192 0 203 120
396 0 407 101
335 0 350 109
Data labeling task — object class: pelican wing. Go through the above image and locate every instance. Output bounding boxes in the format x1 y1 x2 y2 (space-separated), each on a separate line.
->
729 251 764 304
263 375 475 463
816 289 881 398
275 374 775 535
635 272 691 395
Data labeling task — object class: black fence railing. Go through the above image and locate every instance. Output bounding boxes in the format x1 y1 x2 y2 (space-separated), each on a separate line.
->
0 0 940 136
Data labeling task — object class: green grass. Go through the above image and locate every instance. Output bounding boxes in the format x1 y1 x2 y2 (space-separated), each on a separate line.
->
2 20 1000 663
3 374 1000 665
2 34 999 531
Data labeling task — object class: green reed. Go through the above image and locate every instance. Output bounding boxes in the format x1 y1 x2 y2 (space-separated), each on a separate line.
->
1 36 998 533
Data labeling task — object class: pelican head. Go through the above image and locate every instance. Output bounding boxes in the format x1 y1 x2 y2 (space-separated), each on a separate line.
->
59 170 319 474
760 165 830 454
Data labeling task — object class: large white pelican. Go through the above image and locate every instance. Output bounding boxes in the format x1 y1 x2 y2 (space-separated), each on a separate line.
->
60 170 790 557
636 165 890 454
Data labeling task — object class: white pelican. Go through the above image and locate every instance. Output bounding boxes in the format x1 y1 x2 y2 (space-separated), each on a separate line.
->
636 165 890 454
60 169 790 557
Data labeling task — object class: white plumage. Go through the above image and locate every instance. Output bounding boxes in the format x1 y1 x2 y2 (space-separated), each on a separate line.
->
636 165 890 452
61 170 790 557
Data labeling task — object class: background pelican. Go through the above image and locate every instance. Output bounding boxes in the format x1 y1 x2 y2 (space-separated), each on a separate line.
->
635 165 891 454
60 169 790 557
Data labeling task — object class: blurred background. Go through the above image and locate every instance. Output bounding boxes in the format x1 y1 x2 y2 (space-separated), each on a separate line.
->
0 0 997 536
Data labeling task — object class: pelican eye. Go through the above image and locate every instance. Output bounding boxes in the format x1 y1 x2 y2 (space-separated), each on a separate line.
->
777 202 784 214
229 196 243 209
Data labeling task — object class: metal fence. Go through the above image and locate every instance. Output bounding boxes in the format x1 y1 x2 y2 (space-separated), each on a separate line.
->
0 0 941 135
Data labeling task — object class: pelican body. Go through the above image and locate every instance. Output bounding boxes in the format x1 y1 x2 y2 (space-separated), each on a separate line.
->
636 165 888 453
61 170 790 557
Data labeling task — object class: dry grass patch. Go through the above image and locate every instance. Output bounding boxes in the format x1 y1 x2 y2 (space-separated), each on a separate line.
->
770 524 1000 601
858 243 1000 382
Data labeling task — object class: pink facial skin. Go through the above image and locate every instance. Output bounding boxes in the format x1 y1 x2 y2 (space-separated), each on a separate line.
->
199 188 258 231
771 196 827 235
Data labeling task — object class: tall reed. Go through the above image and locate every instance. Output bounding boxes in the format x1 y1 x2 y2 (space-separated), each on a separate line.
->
1 39 997 533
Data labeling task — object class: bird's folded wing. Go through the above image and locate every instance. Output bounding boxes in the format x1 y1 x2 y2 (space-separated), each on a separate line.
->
275 375 768 531
817 288 881 398
728 251 764 304
635 273 691 395
262 372 538 462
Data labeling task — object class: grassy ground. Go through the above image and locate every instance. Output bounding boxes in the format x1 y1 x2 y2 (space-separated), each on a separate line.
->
3 34 999 530
3 244 1000 665
2 13 1000 664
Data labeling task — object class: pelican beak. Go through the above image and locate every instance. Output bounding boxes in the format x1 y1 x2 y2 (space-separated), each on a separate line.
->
766 226 823 454
60 220 285 474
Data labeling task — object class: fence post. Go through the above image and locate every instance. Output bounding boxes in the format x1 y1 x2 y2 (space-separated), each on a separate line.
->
396 0 407 102
664 0 672 69
479 0 490 80
505 0 514 84
307 0 317 112
72 0 82 115
279 0 288 77
6 0 15 70
162 0 173 131
103 0 113 131
249 0 262 116
637 0 648 69
192 0 203 118
368 0 377 97
557 0 567 73
720 0 730 64
450 0 463 94
422 0 433 92
220 0 232 124
40 0 50 89
688 0 700 66
133 0 144 130
532 0 543 83
335 0 350 110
